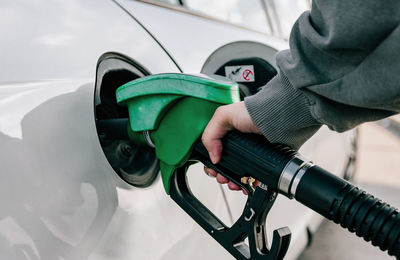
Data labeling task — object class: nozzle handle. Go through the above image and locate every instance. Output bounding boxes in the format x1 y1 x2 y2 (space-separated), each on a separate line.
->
193 130 297 190
194 130 400 258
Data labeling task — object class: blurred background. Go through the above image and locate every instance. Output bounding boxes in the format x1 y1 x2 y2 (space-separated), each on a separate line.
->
299 115 400 260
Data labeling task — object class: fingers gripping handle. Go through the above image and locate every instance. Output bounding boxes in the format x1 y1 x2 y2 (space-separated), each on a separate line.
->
194 131 297 191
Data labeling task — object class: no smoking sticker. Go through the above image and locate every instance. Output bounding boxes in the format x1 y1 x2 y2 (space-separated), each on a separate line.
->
224 65 255 82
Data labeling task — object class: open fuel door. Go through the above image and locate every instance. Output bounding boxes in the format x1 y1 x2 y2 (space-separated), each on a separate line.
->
201 41 278 98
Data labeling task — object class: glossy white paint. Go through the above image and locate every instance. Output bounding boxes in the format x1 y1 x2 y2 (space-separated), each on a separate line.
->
117 0 285 73
0 0 178 83
0 80 113 259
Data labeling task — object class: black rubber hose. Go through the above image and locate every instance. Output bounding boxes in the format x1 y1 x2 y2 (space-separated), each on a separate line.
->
296 166 400 258
195 130 400 258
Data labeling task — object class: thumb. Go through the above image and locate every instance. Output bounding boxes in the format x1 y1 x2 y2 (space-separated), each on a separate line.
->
201 106 233 164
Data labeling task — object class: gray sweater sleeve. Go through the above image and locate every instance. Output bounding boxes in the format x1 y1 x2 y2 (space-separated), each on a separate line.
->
244 0 400 149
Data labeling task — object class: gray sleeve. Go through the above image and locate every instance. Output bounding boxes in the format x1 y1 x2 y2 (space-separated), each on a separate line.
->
245 0 400 149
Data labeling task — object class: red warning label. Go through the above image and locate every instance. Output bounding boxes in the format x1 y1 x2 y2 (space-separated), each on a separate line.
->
242 69 254 81
224 65 255 82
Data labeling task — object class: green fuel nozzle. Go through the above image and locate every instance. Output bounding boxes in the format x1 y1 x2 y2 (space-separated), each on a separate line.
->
116 73 240 193
114 73 400 260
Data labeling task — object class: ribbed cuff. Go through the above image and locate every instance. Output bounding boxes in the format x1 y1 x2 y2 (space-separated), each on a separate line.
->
244 72 321 149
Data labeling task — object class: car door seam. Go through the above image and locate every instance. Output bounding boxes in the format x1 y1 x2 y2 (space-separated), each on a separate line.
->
111 0 183 72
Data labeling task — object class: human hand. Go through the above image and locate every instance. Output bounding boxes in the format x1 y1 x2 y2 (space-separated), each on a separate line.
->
201 101 261 191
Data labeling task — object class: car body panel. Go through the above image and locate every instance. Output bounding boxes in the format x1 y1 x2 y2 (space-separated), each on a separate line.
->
0 0 179 84
116 0 285 73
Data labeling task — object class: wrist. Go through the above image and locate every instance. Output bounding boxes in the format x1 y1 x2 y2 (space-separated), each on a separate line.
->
244 72 321 149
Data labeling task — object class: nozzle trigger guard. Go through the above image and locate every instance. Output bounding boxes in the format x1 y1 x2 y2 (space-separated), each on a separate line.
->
169 164 291 260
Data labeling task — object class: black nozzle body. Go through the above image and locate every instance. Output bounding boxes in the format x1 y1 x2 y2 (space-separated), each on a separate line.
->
195 130 400 258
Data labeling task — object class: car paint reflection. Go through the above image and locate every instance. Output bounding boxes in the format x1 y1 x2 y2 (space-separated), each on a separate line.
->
0 82 117 259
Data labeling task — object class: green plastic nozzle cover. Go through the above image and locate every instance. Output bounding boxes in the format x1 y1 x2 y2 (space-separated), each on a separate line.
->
116 73 240 193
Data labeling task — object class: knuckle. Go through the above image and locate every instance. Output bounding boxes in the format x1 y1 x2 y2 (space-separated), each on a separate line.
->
201 134 208 144
214 106 225 117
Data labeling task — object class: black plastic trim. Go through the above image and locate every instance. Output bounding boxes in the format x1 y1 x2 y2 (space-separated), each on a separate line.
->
94 52 160 188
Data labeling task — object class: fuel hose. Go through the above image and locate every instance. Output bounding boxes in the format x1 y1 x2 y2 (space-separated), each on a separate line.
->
193 130 400 258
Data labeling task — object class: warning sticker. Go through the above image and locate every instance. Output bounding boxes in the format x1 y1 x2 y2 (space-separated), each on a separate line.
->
224 65 255 82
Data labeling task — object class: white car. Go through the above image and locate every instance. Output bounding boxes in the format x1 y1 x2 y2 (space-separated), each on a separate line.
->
0 1 357 259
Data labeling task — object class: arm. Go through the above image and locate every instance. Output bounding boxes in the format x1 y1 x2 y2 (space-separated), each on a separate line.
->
245 0 400 149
